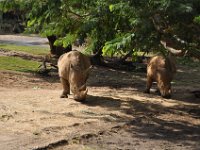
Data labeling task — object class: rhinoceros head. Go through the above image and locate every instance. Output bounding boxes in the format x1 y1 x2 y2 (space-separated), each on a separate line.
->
73 85 88 101
158 82 171 99
69 64 91 101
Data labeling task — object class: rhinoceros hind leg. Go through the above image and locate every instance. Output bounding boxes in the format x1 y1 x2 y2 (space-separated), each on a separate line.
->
144 76 152 94
155 89 161 95
60 78 70 98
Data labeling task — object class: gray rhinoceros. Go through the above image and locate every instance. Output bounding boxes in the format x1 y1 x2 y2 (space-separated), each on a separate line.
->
58 50 91 101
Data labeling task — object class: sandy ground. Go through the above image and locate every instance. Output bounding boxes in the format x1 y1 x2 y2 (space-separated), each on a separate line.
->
0 35 200 150
0 65 200 150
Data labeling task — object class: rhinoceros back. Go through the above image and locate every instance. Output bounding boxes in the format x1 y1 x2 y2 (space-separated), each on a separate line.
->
147 55 176 82
58 50 91 80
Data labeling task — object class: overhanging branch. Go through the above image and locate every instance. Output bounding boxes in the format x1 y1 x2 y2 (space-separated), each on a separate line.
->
67 8 90 18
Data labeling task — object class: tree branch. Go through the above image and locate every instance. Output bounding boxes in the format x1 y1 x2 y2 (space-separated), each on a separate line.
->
67 8 90 18
160 40 183 55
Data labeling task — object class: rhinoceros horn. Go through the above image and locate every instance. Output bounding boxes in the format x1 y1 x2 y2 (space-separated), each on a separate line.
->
85 66 92 74
83 88 88 95
79 84 86 91
79 85 88 95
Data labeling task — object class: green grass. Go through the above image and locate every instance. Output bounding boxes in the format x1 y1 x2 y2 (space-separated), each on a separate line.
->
0 56 40 72
0 44 49 55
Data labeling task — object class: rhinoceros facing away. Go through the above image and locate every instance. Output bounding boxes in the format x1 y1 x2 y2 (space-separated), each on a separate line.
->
144 54 176 98
144 40 183 99
58 50 91 101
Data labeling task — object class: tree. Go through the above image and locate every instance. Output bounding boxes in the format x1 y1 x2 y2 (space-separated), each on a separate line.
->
0 0 27 33
25 0 73 56
1 0 200 62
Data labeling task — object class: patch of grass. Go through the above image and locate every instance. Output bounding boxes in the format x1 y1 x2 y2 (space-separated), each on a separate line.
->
0 44 49 55
0 56 40 72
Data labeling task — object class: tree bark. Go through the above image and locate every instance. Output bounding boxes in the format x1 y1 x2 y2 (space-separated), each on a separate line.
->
89 42 105 66
116 50 133 64
47 35 72 57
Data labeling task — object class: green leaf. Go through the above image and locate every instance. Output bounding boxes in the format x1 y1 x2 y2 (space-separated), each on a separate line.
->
109 4 114 12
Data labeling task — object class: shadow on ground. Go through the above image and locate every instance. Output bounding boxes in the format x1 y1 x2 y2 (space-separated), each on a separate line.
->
22 62 200 147
83 94 200 144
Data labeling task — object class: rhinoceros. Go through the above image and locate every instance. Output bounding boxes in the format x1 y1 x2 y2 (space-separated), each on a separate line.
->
58 50 91 101
144 40 183 98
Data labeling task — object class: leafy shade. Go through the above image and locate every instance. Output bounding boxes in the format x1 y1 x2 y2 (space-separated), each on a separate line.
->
0 0 200 59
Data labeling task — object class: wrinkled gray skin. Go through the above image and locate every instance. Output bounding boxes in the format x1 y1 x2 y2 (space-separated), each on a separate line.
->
144 54 176 99
58 50 91 101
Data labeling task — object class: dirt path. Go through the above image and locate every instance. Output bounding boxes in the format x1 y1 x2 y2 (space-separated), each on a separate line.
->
0 34 84 52
0 34 48 47
0 64 200 150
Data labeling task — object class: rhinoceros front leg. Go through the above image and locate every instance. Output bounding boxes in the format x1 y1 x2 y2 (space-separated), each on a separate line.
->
60 78 70 98
144 76 152 94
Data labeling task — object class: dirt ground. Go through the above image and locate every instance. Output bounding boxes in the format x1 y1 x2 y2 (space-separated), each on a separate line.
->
0 35 200 150
0 64 200 150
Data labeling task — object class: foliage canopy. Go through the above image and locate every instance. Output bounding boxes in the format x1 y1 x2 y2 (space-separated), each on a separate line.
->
0 0 200 59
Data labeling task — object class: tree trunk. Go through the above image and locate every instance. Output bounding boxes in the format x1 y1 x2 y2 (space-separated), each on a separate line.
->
90 46 104 66
116 50 133 64
47 35 72 57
